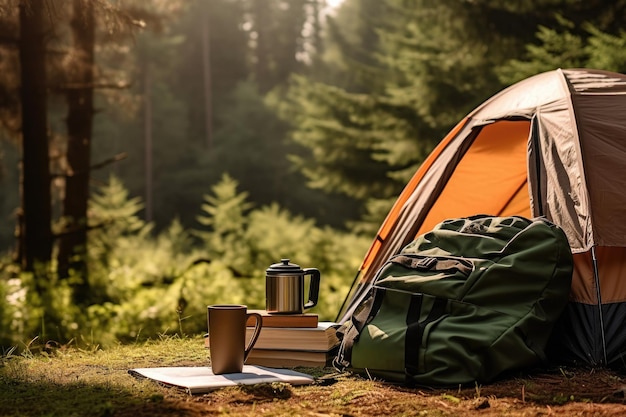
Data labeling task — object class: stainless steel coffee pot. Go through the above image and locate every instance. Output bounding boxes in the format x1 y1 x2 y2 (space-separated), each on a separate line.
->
265 259 321 314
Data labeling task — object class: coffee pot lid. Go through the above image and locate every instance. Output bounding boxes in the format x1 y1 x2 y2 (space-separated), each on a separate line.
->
266 258 302 273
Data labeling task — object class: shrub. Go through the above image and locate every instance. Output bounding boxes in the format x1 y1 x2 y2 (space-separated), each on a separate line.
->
0 175 370 348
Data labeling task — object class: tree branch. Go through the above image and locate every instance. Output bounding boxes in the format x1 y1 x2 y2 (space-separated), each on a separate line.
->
91 152 128 171
55 81 131 91
51 152 127 178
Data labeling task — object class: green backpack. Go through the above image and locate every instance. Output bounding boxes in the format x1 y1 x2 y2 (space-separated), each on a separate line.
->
334 216 573 386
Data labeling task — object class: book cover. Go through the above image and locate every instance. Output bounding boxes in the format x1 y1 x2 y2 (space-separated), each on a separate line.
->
205 322 340 352
246 322 339 351
128 365 314 395
245 310 318 328
246 347 338 368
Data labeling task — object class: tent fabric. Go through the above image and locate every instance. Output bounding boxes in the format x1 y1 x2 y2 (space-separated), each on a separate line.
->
339 68 626 367
418 120 531 234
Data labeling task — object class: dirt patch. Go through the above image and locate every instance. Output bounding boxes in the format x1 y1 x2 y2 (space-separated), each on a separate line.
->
127 366 626 416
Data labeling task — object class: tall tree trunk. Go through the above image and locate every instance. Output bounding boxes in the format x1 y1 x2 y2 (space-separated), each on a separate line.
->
201 2 213 150
18 0 52 275
252 0 272 93
57 0 95 305
143 64 153 222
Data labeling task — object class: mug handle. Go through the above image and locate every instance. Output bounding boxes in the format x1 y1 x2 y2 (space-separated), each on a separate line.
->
243 312 263 362
303 268 321 309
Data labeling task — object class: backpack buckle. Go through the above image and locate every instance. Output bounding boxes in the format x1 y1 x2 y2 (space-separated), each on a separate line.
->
414 257 437 270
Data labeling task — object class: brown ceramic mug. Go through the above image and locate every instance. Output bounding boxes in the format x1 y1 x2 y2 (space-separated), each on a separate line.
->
207 305 263 374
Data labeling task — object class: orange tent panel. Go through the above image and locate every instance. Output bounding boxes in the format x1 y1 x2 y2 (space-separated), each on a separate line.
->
418 120 531 235
359 118 468 272
572 247 626 304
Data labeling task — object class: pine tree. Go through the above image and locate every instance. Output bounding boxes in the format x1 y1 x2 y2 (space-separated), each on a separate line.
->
280 0 626 234
57 0 96 296
18 0 53 273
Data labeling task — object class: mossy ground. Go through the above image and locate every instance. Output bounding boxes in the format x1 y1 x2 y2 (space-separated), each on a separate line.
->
2 336 626 416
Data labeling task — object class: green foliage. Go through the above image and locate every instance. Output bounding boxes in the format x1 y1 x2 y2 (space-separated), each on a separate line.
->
320 0 390 91
0 174 369 348
0 264 23 347
243 203 366 318
195 173 254 275
83 178 206 344
277 75 398 200
5 0 626 352
200 79 362 228
88 175 149 266
193 174 370 321
280 0 537 214
496 17 586 84
585 25 626 73
0 262 78 347
346 196 396 237
209 81 292 212
497 11 626 84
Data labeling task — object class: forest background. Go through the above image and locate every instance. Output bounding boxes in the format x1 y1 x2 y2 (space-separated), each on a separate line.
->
1 0 626 350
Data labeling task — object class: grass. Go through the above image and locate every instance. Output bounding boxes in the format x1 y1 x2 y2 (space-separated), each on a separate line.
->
2 336 626 416
0 335 202 417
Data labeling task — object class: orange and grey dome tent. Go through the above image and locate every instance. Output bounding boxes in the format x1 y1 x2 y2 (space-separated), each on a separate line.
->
337 68 626 368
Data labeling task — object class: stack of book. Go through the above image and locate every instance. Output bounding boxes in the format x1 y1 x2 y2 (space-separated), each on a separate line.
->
244 310 340 368
206 310 339 368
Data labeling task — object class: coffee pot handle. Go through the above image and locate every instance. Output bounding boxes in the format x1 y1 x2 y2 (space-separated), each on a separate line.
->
303 268 321 309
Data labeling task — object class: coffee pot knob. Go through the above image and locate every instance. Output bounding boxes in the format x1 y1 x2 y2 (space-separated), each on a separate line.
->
266 258 303 274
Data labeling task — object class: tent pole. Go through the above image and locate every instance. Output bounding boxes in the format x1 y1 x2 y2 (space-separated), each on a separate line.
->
591 246 608 365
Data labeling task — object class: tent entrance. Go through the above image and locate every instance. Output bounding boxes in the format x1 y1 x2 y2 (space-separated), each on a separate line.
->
418 120 532 235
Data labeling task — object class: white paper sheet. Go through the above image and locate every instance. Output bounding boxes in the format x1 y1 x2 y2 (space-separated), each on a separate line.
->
129 365 315 394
